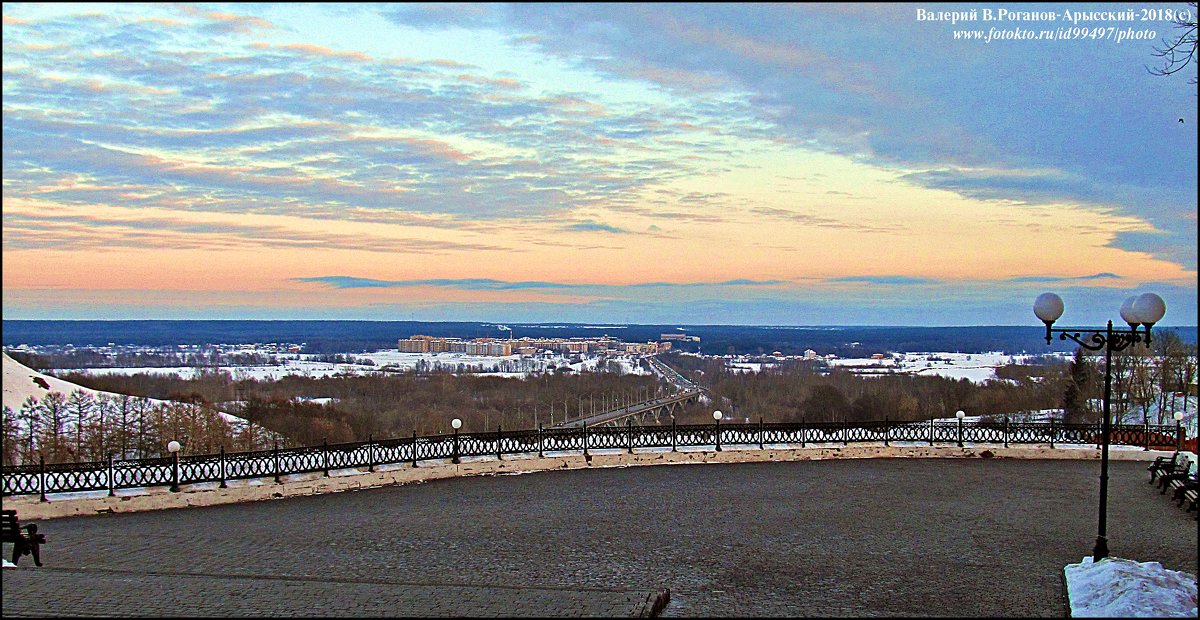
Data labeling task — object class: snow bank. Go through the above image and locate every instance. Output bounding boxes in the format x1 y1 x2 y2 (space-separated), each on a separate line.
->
1065 556 1198 617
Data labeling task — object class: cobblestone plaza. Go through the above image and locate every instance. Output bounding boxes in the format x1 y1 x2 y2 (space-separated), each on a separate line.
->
3 458 1196 617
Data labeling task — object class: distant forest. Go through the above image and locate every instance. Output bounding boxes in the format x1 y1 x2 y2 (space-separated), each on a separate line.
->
5 320 1196 356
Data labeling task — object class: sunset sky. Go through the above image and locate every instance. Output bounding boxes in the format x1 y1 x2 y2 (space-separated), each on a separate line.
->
3 3 1196 325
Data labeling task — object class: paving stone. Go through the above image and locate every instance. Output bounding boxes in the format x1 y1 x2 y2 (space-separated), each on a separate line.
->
3 459 1196 617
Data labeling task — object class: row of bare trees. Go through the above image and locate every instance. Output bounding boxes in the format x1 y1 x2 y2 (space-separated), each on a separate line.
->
1 391 284 467
663 336 1197 428
28 360 664 461
1062 331 1197 425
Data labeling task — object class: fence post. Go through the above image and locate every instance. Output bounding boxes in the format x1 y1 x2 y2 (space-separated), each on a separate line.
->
759 417 764 450
411 430 418 468
627 418 633 454
1143 420 1150 451
219 446 227 488
1004 416 1009 449
323 438 329 477
497 425 503 460
1048 418 1055 449
538 423 544 458
801 417 806 448
39 455 46 502
274 441 281 484
671 417 676 452
368 434 375 472
842 417 848 447
884 417 889 447
583 421 589 457
108 453 115 497
929 417 934 446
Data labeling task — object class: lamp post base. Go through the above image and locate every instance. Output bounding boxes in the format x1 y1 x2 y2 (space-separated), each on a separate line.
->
1092 536 1109 562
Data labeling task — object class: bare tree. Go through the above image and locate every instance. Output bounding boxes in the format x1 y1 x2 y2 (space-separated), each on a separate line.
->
1149 2 1198 84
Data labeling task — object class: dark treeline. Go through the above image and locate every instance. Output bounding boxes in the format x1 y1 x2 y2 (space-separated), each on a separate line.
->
7 348 284 370
663 353 1064 424
6 320 1195 356
661 330 1198 427
53 364 665 444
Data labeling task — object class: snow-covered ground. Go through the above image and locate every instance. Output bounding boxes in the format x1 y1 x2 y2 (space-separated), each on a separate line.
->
827 351 1062 383
716 351 1071 384
2 352 108 411
1065 556 1197 617
2 352 247 425
50 349 653 382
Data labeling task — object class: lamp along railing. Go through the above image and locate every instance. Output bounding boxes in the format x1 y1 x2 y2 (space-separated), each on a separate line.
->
2 420 1184 499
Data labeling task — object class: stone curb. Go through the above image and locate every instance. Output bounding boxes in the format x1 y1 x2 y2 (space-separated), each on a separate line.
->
2 445 1171 521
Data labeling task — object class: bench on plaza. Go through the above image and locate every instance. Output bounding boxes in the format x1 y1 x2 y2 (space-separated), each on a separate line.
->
1157 466 1194 494
1177 478 1198 518
1171 474 1197 503
2 509 45 567
1148 453 1185 484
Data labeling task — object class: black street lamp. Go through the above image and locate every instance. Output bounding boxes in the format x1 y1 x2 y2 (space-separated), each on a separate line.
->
713 410 723 451
1034 291 1165 561
1175 411 1185 451
167 440 181 492
956 410 966 447
451 418 462 464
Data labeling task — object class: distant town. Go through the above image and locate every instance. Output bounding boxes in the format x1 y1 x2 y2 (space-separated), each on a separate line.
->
396 333 699 356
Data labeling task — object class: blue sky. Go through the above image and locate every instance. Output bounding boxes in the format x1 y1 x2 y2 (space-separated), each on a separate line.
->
2 3 1196 325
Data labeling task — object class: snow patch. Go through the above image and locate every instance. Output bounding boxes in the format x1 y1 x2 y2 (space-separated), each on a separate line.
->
1065 556 1198 618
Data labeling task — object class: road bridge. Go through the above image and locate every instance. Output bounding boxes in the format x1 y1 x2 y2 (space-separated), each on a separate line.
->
554 356 704 428
553 388 703 428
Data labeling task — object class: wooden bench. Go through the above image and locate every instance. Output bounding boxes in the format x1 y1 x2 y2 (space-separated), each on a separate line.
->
1148 453 1185 484
1171 475 1197 503
2 509 45 567
1180 480 1198 519
1156 461 1194 493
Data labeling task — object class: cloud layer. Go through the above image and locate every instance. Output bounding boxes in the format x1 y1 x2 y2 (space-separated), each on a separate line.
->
2 3 1195 325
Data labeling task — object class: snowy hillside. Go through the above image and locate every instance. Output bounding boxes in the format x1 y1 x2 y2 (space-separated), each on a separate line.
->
3 352 115 412
3 352 245 424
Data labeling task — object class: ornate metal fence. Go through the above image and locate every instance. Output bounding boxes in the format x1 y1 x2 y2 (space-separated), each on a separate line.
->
2 420 1182 499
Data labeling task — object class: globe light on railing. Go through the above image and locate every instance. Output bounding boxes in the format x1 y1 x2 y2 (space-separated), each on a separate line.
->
1033 292 1065 342
168 440 181 492
1032 291 1165 562
956 410 966 447
1132 293 1166 336
451 418 462 464
1175 411 1185 452
1119 296 1140 328
713 410 723 452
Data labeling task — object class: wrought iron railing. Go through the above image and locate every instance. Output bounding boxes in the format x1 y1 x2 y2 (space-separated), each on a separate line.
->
2 419 1184 499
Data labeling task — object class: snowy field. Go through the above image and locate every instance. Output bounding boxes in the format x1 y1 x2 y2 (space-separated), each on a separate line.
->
714 351 1072 384
51 349 653 382
827 351 1066 383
